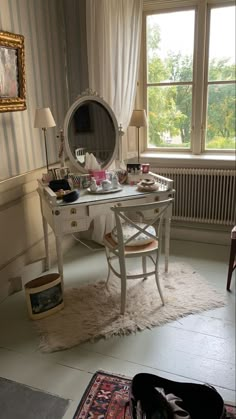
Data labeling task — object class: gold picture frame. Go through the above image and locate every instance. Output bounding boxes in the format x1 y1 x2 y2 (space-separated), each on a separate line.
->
0 30 26 112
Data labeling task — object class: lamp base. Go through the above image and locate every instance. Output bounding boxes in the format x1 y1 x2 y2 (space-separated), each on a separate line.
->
43 128 49 172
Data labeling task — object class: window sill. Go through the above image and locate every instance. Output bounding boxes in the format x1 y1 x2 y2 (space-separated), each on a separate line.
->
138 151 236 170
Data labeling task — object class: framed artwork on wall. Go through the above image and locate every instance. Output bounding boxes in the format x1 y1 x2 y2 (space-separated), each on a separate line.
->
0 30 26 112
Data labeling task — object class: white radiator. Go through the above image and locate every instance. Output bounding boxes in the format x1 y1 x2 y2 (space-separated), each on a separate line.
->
154 168 236 225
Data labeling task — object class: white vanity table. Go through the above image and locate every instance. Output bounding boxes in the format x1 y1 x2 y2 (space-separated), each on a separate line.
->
37 174 174 283
37 90 175 285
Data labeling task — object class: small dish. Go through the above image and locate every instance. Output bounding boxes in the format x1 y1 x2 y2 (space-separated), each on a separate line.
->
137 182 159 192
87 186 122 194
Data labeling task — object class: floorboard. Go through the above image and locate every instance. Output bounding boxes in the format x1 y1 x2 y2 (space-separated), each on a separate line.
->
0 239 235 418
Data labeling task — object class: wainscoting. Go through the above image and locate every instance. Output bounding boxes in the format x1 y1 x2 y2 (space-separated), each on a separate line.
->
0 168 75 301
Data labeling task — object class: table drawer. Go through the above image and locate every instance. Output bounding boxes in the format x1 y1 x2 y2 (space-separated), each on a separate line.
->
62 217 92 234
53 206 88 221
88 195 159 218
52 206 91 234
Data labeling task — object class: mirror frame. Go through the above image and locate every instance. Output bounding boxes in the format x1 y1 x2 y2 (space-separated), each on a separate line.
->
64 89 119 173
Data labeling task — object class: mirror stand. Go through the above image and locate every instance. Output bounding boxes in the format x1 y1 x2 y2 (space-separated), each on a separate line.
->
64 89 121 173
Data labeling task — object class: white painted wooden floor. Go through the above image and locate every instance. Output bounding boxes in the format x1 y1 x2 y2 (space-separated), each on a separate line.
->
0 239 235 418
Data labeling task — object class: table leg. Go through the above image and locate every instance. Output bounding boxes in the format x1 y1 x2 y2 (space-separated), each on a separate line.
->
42 216 50 271
39 194 50 271
164 217 171 273
55 235 64 289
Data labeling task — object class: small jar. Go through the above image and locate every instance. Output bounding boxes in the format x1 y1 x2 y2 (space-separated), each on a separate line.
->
142 163 150 174
111 173 119 189
90 177 98 192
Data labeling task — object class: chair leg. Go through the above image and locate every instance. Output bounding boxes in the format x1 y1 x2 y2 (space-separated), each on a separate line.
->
227 239 236 291
154 262 164 305
120 259 127 315
105 247 112 286
142 256 147 280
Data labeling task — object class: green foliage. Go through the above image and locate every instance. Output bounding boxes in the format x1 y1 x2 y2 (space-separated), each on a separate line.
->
147 23 236 150
206 83 236 145
209 58 236 82
206 136 236 150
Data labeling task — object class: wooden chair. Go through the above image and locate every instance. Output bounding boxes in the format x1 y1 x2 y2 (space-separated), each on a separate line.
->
226 225 236 291
103 198 173 314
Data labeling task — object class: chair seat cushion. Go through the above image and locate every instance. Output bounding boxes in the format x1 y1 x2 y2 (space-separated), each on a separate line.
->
111 222 155 246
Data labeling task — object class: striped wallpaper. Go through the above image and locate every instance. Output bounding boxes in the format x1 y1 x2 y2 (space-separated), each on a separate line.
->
0 0 69 181
0 0 136 181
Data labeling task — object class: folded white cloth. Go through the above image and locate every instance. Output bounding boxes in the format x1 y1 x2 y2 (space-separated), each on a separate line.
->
84 152 101 170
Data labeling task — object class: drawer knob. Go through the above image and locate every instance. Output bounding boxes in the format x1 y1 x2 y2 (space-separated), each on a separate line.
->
71 208 76 214
71 221 77 227
154 197 159 202
116 203 122 207
55 210 60 215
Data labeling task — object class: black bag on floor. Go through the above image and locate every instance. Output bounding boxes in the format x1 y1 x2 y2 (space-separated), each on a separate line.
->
129 373 227 419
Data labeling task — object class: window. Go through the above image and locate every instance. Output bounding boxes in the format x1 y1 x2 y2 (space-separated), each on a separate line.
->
144 1 236 154
205 6 235 150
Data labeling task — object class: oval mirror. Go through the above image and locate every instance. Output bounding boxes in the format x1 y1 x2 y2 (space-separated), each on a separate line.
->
64 90 119 173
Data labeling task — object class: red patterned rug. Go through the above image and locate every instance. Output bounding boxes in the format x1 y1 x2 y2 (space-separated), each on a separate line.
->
73 371 236 418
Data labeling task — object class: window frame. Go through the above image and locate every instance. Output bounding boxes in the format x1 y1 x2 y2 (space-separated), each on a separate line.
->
142 0 236 156
202 3 236 152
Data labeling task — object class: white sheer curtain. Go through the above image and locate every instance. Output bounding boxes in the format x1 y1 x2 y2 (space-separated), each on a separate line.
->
86 0 143 131
86 0 143 244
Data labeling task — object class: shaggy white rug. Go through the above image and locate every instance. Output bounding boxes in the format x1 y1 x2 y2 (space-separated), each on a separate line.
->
36 262 226 353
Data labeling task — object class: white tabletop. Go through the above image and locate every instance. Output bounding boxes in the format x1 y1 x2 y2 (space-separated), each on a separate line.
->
57 183 170 206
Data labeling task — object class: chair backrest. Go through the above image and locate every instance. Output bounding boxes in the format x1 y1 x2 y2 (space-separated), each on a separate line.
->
111 198 174 252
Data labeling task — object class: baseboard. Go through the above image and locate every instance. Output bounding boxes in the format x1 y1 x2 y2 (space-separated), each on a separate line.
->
171 221 231 246
21 259 46 288
1 222 230 302
0 234 76 302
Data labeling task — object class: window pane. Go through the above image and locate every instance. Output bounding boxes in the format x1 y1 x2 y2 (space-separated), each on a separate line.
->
206 84 236 150
208 6 236 82
147 11 195 83
205 5 236 151
147 86 192 148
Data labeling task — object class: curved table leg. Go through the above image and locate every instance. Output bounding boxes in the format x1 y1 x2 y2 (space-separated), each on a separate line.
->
55 235 64 290
42 217 50 271
164 217 171 273
39 194 50 271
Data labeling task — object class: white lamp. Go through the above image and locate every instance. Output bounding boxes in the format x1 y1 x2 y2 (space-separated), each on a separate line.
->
129 109 147 163
34 107 56 172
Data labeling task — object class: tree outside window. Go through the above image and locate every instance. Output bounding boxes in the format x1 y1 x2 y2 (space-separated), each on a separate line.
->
145 3 236 152
205 6 236 150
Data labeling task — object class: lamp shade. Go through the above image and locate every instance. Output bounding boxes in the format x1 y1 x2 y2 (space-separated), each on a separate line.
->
34 107 56 129
129 109 147 128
